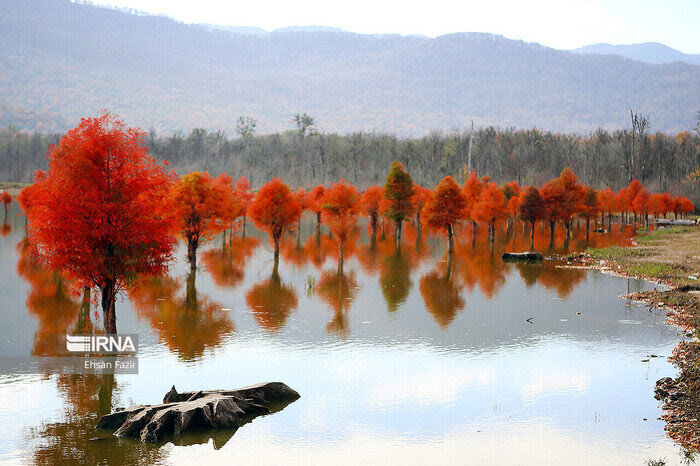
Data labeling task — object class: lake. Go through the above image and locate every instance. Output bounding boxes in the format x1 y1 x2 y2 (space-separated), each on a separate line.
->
0 205 691 465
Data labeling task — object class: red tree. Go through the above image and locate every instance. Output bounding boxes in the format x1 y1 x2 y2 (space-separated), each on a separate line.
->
411 184 432 233
233 176 254 232
540 178 567 242
580 186 600 234
0 190 11 220
171 172 236 269
462 170 484 240
518 186 546 247
558 168 584 237
360 186 383 235
321 179 361 270
632 188 650 227
473 182 507 241
23 113 178 333
307 185 326 226
597 188 616 228
248 178 301 261
421 176 467 253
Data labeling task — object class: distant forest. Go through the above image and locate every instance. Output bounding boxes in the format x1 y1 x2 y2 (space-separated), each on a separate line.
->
2 120 699 202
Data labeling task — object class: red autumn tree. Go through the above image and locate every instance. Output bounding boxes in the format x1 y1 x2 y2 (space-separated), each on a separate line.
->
411 184 432 233
648 193 665 220
632 188 650 226
462 170 484 239
625 180 643 223
360 186 384 235
680 197 695 217
23 113 178 334
518 186 546 247
248 178 301 261
421 176 467 253
233 176 254 231
383 161 415 241
321 179 361 270
540 178 567 242
307 185 326 226
501 180 522 222
579 186 600 234
557 167 584 237
294 188 310 236
0 190 11 220
473 182 507 241
597 188 616 228
660 192 674 218
171 172 236 269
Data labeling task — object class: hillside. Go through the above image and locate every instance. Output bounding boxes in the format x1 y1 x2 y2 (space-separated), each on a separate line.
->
573 42 700 66
1 0 699 135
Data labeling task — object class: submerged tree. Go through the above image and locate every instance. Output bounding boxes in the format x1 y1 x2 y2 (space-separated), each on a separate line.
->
0 190 11 220
171 172 236 269
473 182 507 241
383 161 415 242
421 176 467 254
321 179 360 272
248 178 301 261
518 186 546 248
360 185 383 236
23 113 178 334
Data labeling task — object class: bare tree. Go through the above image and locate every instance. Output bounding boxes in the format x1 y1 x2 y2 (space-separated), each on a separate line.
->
235 116 257 139
630 109 649 181
292 113 316 140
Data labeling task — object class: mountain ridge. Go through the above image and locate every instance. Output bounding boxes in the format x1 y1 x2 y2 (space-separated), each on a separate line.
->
1 0 698 135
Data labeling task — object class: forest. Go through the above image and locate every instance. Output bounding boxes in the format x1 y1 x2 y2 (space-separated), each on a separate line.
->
1 118 699 201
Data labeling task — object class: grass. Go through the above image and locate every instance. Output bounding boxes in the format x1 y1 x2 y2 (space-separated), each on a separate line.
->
626 262 681 278
586 245 643 260
636 226 695 245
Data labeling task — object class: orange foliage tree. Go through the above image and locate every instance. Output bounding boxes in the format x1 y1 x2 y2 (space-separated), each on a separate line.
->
518 186 546 247
597 188 617 228
580 186 600 234
557 168 584 237
540 178 567 242
0 190 11 220
360 186 384 236
22 113 178 333
233 176 254 233
421 176 467 253
307 185 326 226
171 172 236 269
383 161 415 242
473 182 507 241
248 178 301 261
462 170 484 240
411 184 431 233
321 179 361 270
632 187 651 227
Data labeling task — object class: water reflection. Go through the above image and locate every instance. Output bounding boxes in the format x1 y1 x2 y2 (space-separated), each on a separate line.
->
316 269 358 338
201 236 260 289
130 271 234 360
245 261 298 333
419 255 465 328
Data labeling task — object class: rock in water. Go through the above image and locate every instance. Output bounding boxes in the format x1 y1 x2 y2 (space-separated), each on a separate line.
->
96 382 300 444
501 251 543 261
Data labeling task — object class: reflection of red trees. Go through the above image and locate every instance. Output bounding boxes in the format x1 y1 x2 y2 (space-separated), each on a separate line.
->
379 246 413 313
245 264 298 333
515 263 586 298
201 236 260 288
316 270 358 338
0 222 11 237
453 242 509 299
419 257 465 328
130 272 234 361
16 240 87 355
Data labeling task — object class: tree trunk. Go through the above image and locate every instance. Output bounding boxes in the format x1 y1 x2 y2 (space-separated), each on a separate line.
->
447 224 454 255
338 239 344 275
549 220 555 244
370 213 377 236
274 234 280 261
396 219 403 243
531 221 535 249
316 211 321 225
101 279 117 334
187 237 198 270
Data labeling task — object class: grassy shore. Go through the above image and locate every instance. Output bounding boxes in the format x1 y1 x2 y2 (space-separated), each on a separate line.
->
585 224 700 452
0 182 28 196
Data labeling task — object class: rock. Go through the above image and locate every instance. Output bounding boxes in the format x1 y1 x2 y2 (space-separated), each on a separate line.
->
671 219 695 226
593 228 608 233
501 252 543 261
97 382 300 444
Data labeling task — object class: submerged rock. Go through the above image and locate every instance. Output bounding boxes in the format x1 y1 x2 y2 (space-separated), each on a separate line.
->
96 382 300 444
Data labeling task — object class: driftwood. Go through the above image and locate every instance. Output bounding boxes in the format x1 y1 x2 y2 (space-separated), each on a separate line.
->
501 251 543 261
96 382 300 444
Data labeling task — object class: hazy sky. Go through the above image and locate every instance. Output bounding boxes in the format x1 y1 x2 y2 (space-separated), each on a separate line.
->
89 0 700 54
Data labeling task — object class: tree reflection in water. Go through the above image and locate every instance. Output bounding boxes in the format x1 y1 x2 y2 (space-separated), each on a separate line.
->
420 253 465 328
316 269 358 338
201 236 260 288
245 260 298 333
130 270 234 361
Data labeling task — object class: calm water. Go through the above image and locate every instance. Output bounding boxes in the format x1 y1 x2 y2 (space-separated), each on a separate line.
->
0 205 692 465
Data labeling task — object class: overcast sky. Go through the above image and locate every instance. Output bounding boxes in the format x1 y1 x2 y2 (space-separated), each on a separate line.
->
89 0 700 54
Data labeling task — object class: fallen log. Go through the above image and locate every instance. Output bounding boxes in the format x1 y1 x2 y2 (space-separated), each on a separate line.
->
501 251 543 261
96 382 300 444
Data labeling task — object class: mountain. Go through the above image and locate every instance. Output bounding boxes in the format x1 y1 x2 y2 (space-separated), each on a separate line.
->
1 0 698 135
573 42 700 66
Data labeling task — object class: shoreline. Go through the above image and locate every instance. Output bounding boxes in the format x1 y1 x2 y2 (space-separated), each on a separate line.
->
565 224 700 452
